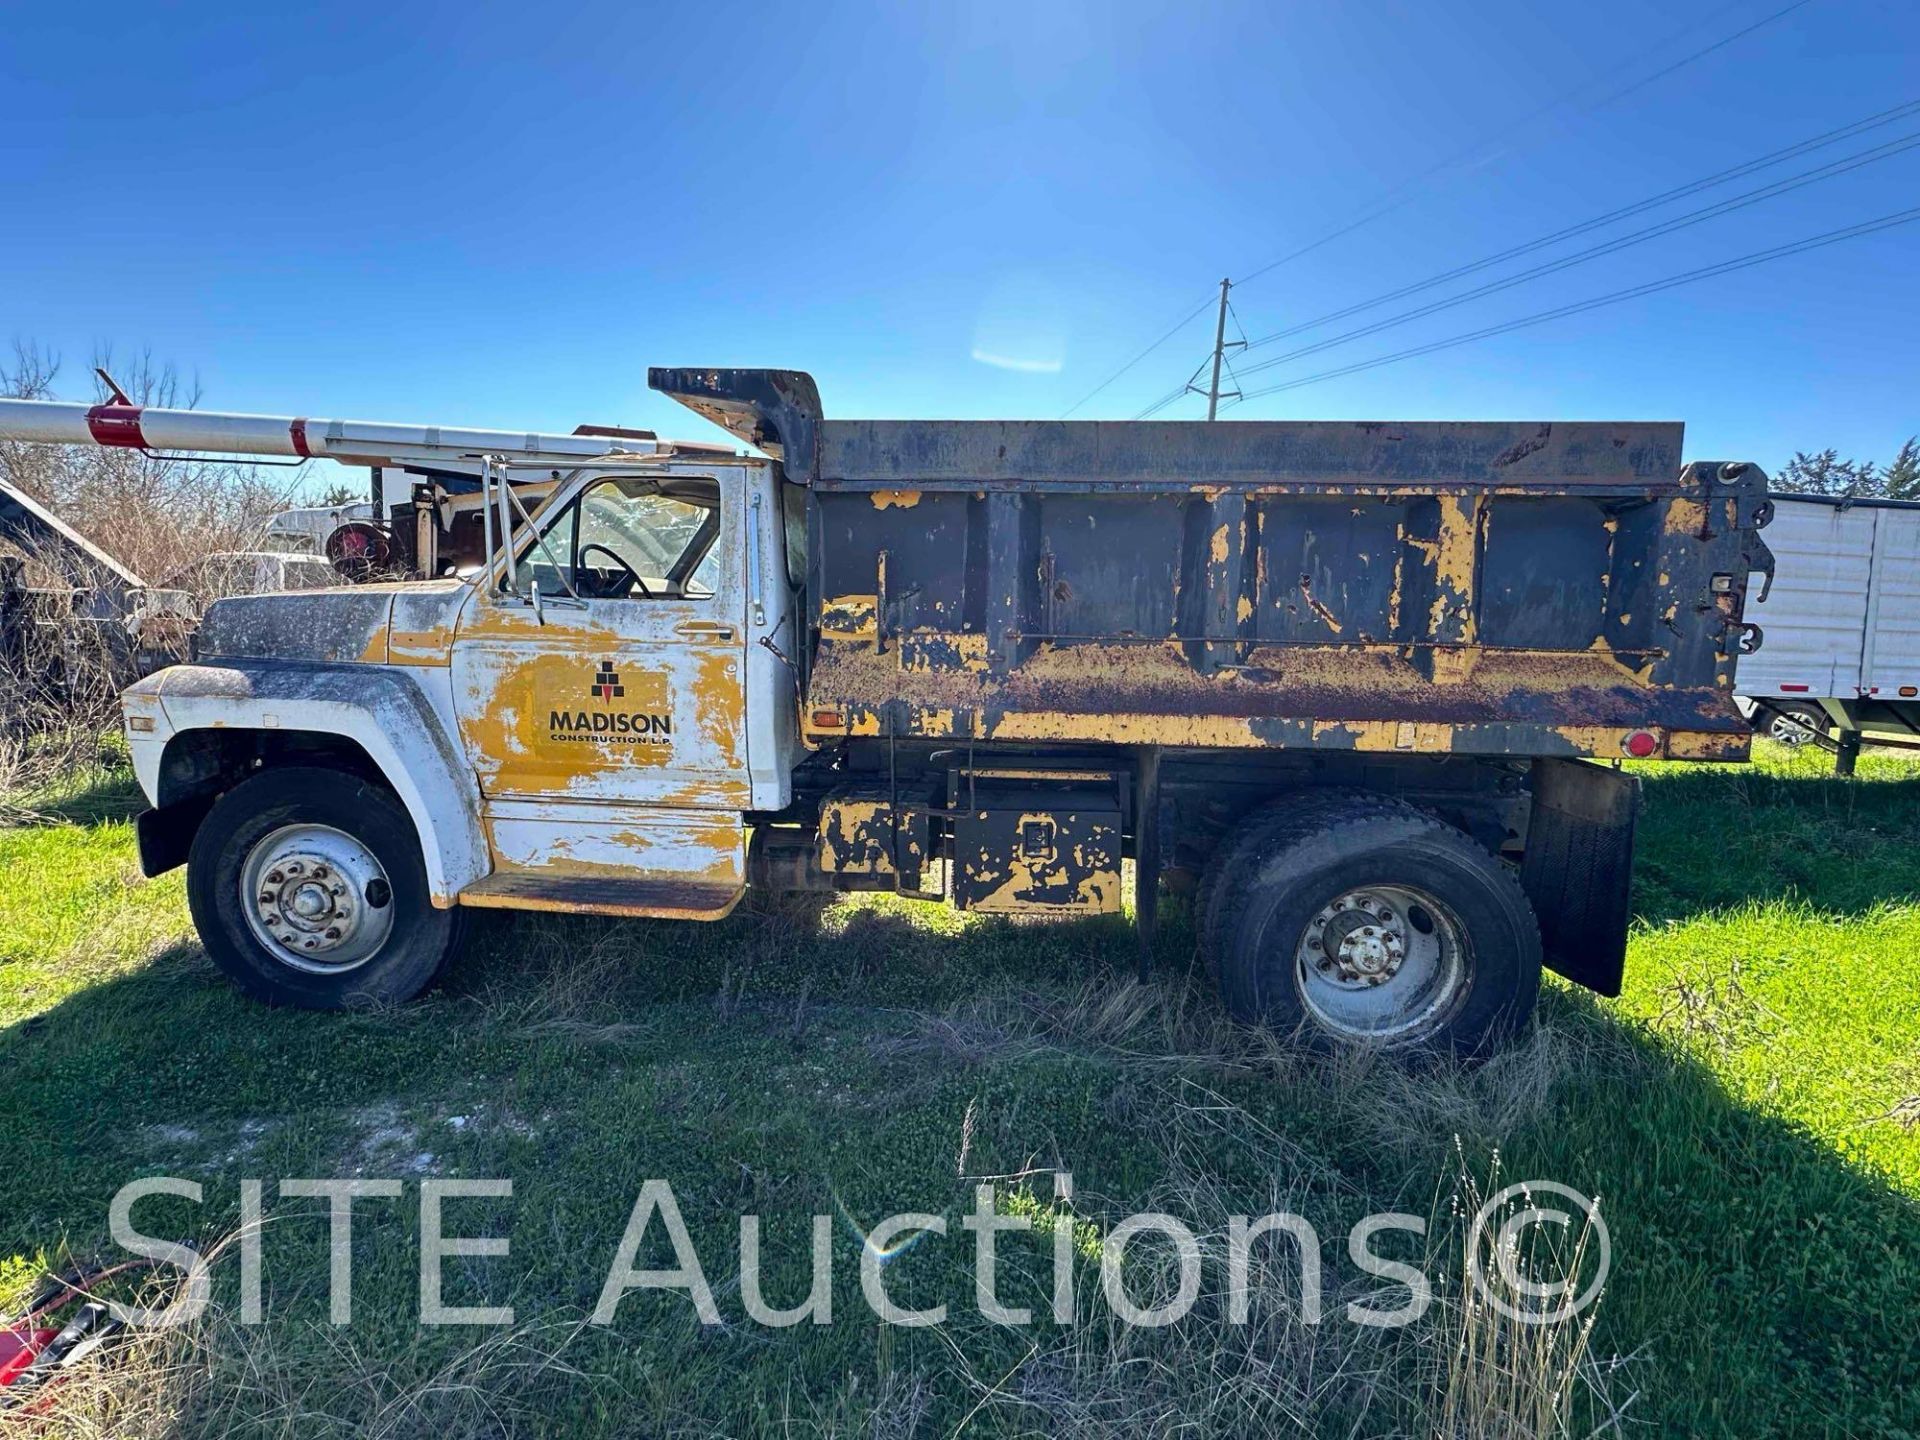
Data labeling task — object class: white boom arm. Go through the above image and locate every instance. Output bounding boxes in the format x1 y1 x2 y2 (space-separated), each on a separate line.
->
0 398 689 468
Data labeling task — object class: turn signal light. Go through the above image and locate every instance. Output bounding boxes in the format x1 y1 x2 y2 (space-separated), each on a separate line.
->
1622 730 1660 758
126 714 157 733
809 709 845 729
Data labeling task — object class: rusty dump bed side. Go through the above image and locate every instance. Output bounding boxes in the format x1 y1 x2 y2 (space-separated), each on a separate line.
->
650 368 1774 762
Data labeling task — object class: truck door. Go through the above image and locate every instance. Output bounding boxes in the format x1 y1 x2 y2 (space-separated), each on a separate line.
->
448 468 752 903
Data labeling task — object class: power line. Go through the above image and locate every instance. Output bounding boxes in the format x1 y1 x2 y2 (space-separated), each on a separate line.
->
1135 389 1192 420
1223 205 1920 404
1230 126 1920 381
1061 294 1215 418
1134 358 1207 419
1244 96 1920 350
1079 2 1822 419
1233 0 1819 290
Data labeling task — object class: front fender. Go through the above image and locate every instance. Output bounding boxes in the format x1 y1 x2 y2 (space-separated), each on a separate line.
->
126 661 490 906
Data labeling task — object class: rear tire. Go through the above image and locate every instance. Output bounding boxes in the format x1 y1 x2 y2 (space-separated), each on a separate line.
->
1761 702 1824 748
1212 801 1540 1059
1194 791 1424 971
187 766 462 1009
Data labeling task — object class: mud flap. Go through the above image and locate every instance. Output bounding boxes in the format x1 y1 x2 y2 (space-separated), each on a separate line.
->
135 797 215 878
1519 757 1639 997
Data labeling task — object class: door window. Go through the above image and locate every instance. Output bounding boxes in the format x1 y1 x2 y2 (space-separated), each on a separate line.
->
524 476 723 601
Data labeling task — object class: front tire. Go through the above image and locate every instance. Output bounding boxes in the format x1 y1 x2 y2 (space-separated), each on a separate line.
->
1212 802 1540 1060
186 766 461 1009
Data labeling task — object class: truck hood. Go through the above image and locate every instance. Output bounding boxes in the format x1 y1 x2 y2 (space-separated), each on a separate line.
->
194 580 467 665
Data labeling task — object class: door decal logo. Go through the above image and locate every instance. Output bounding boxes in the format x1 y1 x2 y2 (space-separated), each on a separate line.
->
543 660 672 749
592 660 625 699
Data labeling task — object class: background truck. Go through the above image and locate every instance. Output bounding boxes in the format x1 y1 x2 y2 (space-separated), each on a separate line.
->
1733 491 1920 771
0 370 1776 1057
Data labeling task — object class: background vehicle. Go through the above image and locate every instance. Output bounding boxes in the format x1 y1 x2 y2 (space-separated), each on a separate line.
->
0 371 1776 1056
263 501 377 555
1734 492 1920 771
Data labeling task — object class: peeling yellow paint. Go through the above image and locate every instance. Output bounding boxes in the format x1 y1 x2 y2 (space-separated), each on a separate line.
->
691 647 745 763
1664 498 1708 537
870 489 922 510
819 593 879 639
387 629 452 667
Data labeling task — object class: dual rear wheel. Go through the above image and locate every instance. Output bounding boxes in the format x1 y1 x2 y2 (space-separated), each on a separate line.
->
1195 793 1541 1060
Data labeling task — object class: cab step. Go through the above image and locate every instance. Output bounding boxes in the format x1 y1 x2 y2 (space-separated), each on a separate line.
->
455 873 744 921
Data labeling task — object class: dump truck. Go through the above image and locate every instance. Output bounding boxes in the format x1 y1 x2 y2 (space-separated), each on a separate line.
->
0 370 1776 1056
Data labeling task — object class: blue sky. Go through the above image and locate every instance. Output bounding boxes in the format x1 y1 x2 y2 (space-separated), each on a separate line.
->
2 0 1915 474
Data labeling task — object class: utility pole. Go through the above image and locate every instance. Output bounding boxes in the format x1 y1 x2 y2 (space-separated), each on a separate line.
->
1203 277 1242 420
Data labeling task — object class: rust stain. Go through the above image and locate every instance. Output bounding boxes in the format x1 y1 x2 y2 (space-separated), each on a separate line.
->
1586 635 1655 684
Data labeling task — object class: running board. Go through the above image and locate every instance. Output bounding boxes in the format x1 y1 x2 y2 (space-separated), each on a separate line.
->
456 873 744 921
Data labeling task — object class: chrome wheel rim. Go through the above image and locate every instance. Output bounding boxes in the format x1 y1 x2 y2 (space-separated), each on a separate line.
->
1293 884 1470 1043
1768 712 1815 746
240 824 394 974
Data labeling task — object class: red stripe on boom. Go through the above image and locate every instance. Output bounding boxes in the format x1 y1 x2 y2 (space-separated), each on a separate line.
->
290 418 311 457
83 404 147 449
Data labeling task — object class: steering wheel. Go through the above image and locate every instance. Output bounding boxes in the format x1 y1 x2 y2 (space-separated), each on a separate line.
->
578 543 654 599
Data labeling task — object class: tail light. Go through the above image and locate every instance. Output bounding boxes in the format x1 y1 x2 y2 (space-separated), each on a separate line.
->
1622 730 1660 758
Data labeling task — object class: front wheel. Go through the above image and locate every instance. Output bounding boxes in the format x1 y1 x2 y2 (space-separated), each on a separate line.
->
1212 802 1541 1060
187 766 462 1009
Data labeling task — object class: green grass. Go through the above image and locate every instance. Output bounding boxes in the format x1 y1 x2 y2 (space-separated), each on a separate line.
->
2 744 1917 1436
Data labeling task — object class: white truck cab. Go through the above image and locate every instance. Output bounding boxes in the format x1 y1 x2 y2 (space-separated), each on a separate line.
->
120 451 803 1006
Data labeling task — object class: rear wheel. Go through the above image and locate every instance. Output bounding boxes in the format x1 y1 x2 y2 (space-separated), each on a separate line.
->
187 766 462 1009
1762 702 1824 748
1211 801 1540 1059
1193 791 1423 969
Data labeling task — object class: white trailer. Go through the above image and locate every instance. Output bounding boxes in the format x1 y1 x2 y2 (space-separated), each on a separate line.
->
1736 492 1920 767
